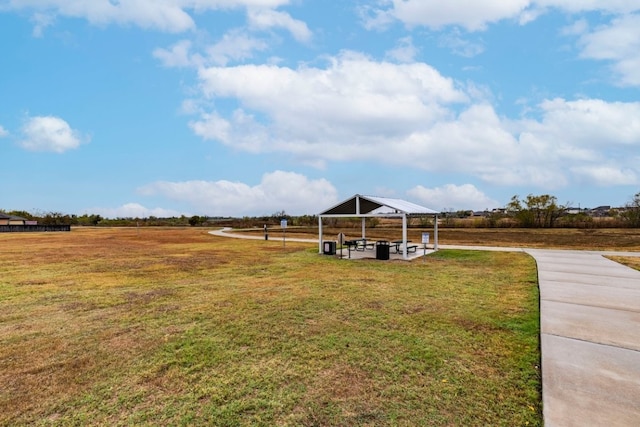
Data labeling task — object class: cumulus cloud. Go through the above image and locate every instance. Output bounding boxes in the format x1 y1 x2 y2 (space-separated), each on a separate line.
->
365 0 640 31
154 30 270 68
6 0 194 33
408 184 500 211
30 12 56 37
534 0 640 15
187 49 640 189
205 29 270 66
385 37 418 63
570 165 638 186
438 30 485 58
576 13 640 86
153 39 202 68
5 0 293 33
532 98 640 147
137 170 338 216
87 203 183 219
0 125 8 137
19 116 88 153
366 0 530 31
191 51 467 154
247 8 312 42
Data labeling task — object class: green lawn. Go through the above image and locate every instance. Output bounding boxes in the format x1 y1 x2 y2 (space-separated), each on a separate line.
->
0 228 541 426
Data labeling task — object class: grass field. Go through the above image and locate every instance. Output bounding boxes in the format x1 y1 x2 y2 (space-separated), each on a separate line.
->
2 227 543 425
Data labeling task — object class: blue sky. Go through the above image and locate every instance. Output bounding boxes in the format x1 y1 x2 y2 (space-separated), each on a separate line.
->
1 1 640 218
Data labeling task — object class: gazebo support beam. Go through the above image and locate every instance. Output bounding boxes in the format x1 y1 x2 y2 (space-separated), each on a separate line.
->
434 214 438 250
318 216 323 254
402 214 408 260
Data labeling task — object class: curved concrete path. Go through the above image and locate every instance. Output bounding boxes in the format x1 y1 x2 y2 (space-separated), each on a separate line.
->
210 229 640 425
209 227 317 242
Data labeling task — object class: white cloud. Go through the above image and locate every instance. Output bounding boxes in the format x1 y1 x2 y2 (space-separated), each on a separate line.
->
153 39 202 68
87 203 183 219
7 0 194 33
367 0 530 31
247 8 312 42
570 165 637 186
533 0 640 15
19 116 88 153
5 0 293 34
561 18 589 36
137 171 338 216
186 50 640 189
385 37 418 63
30 12 56 37
205 29 270 66
153 31 271 68
0 125 8 137
193 51 467 154
533 98 640 147
438 30 485 58
366 1 640 31
576 14 640 86
408 184 500 211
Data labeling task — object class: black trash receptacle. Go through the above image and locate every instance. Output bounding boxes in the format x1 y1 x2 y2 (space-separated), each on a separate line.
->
323 241 336 255
376 240 390 260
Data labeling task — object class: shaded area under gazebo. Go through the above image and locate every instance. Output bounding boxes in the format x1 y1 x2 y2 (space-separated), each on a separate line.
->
318 194 440 260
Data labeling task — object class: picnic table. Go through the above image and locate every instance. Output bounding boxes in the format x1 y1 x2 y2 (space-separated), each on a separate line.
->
341 239 358 258
391 240 418 254
341 239 378 258
355 238 375 251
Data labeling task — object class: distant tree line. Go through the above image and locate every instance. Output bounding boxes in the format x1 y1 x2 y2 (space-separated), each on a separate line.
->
446 192 640 229
0 209 321 228
3 191 639 229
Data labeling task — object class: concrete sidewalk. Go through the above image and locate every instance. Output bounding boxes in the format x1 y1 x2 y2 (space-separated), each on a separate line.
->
526 249 640 427
210 229 640 425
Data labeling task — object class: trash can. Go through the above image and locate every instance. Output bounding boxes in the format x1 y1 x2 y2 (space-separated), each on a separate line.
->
376 240 390 260
323 241 336 255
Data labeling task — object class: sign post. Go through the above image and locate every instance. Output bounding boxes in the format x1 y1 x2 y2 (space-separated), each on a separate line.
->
421 232 430 262
280 219 287 248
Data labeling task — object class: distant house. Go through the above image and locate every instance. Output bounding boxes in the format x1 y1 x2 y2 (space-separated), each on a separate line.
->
565 207 585 215
0 213 27 225
589 206 611 217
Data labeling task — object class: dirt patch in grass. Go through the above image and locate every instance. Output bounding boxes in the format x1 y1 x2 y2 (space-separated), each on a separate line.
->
0 227 541 425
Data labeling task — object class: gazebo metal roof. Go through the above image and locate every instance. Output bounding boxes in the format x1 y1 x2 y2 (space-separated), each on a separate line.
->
320 194 439 216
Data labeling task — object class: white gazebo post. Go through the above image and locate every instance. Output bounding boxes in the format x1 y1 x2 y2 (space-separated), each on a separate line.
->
318 216 323 254
402 214 408 260
434 214 438 250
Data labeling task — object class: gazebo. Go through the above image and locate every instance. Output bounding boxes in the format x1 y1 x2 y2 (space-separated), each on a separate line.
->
318 194 440 260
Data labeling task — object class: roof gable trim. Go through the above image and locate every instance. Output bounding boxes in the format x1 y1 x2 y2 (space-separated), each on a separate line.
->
319 194 439 216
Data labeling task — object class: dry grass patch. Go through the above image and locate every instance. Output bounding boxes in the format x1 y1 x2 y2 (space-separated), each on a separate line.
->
241 226 640 251
1 227 540 426
606 256 640 271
